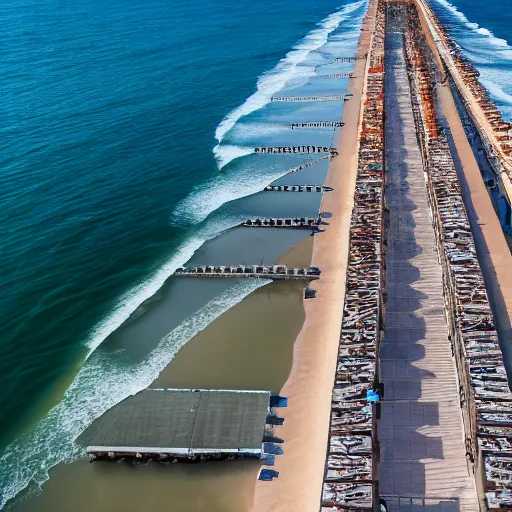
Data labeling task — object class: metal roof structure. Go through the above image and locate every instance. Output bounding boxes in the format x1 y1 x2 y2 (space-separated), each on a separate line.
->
78 388 271 456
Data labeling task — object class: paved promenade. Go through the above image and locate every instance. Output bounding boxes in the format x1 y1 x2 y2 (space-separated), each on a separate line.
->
379 25 478 511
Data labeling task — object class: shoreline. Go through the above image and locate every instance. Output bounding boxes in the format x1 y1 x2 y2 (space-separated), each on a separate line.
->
7 236 312 512
251 2 378 510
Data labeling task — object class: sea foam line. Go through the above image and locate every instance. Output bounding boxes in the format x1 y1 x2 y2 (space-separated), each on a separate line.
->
0 278 269 509
432 0 510 50
213 0 366 169
431 0 512 118
172 0 367 226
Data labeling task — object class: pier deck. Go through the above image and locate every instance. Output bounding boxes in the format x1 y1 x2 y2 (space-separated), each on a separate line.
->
379 22 478 510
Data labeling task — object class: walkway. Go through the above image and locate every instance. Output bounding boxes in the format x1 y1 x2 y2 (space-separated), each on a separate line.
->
378 20 478 511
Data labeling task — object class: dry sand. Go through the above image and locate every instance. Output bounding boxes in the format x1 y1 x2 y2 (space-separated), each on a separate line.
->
251 4 378 511
9 237 312 512
437 84 512 366
413 0 512 370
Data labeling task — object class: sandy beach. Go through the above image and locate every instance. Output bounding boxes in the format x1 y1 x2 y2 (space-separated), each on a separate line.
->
251 3 378 511
7 236 312 512
413 0 512 371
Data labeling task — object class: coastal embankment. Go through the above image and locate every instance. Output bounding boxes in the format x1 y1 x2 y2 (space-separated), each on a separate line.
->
251 2 379 510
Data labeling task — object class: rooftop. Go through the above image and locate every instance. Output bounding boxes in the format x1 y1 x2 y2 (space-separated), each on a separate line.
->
78 388 271 455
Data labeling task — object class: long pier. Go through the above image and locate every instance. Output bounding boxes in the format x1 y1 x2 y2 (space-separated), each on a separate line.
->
379 8 478 509
174 265 321 280
316 0 512 510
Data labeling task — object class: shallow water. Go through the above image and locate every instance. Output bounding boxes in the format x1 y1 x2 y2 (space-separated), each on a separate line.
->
0 0 366 506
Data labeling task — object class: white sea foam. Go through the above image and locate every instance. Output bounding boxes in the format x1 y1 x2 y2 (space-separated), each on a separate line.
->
173 0 366 226
213 144 254 169
480 78 512 105
432 0 512 118
433 0 511 50
0 278 269 509
82 236 205 356
213 0 366 167
171 157 302 225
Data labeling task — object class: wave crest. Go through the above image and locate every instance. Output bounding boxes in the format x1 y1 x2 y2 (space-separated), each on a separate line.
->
213 0 366 168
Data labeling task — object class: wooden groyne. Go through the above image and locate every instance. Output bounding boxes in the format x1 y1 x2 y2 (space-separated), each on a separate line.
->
174 264 321 280
264 185 333 193
320 1 386 510
254 146 337 155
278 156 330 178
271 94 349 103
241 217 320 229
289 122 344 129
312 73 353 80
314 56 361 72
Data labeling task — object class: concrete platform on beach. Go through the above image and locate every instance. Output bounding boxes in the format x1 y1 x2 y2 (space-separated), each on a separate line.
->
378 21 478 511
78 388 270 459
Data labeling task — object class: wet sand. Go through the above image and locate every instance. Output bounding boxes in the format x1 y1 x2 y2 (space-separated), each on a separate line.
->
251 3 378 511
153 280 307 393
9 237 312 512
11 460 261 512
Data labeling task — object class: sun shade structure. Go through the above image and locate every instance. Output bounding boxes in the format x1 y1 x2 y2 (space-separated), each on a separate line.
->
78 388 271 460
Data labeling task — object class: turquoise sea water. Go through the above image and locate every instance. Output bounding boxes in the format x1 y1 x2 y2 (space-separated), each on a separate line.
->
2 0 511 506
427 0 512 120
0 0 366 505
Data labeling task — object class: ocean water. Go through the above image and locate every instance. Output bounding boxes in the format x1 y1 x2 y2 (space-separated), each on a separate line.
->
0 0 366 507
427 0 512 120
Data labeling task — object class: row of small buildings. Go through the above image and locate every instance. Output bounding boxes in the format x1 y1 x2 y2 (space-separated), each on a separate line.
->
403 8 512 510
320 0 386 509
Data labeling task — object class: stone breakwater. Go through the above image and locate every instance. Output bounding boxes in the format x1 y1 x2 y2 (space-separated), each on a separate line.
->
319 1 385 510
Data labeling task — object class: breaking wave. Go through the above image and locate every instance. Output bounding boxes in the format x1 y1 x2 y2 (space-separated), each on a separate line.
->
432 0 509 48
213 0 367 168
431 0 512 118
0 278 269 509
